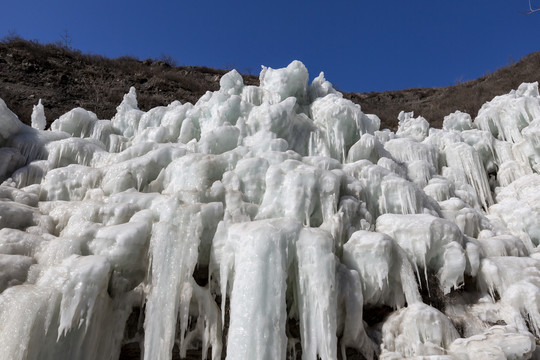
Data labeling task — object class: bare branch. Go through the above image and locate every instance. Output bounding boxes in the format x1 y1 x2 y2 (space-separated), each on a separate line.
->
59 29 72 49
528 0 540 14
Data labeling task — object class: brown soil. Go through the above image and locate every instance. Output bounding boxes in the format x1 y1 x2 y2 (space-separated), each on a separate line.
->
344 52 540 130
0 38 258 125
1 38 539 132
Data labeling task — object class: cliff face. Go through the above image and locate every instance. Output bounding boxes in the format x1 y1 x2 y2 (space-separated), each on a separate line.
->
1 37 540 130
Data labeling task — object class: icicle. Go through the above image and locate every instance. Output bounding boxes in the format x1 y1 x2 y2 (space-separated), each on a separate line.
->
143 202 204 360
342 230 421 309
292 228 337 360
216 218 301 360
445 142 494 209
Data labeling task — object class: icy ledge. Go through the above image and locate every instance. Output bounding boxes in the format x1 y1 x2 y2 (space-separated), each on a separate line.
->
0 61 540 360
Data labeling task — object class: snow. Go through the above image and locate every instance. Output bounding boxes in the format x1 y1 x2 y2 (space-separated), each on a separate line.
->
1 61 540 359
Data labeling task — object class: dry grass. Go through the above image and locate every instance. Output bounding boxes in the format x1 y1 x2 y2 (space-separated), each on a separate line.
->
1 36 539 130
0 37 257 124
344 52 540 130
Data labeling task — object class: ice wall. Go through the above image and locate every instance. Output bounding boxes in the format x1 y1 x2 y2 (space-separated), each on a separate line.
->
1 63 540 360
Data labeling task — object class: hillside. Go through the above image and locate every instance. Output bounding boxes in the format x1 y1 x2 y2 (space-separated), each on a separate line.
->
344 51 540 129
1 37 540 130
0 38 259 125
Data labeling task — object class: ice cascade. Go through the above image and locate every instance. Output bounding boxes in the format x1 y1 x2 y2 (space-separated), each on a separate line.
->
0 63 540 359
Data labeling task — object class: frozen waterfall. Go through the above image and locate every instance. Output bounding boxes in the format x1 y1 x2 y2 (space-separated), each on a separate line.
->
1 60 540 359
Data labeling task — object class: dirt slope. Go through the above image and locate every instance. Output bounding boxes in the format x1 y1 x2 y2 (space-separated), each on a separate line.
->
0 38 258 124
1 37 539 131
344 52 540 129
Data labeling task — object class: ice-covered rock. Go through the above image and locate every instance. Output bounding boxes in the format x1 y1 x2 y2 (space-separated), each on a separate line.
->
380 303 460 358
489 173 540 250
309 93 376 162
0 254 33 292
260 60 309 104
376 214 466 294
342 230 421 308
444 141 494 209
111 87 144 138
449 326 536 360
443 111 475 132
396 111 430 142
0 98 24 145
475 82 540 143
256 159 340 226
144 202 218 360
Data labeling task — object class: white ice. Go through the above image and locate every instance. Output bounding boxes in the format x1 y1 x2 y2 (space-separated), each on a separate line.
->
31 99 46 131
1 62 540 360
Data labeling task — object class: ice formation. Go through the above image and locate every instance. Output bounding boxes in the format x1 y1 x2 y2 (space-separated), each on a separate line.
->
1 60 540 359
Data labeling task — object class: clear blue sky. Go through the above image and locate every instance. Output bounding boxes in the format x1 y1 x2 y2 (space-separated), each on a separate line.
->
1 0 539 92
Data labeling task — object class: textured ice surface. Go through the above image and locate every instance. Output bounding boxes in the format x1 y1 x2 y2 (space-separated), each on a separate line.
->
376 213 466 294
1 62 540 359
342 230 421 309
213 218 300 359
475 82 540 143
380 303 460 358
449 326 536 360
31 99 46 131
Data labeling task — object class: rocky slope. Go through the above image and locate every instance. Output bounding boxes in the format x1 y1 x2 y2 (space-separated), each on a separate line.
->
344 50 540 129
1 38 539 131
0 38 258 125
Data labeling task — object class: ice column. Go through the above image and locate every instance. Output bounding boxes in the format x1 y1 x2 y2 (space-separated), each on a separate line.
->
31 99 46 130
218 218 301 360
144 202 206 360
292 228 337 360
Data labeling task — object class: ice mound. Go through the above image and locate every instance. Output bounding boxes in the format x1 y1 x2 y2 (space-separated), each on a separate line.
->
342 230 421 308
1 62 540 360
380 303 460 358
376 213 467 294
449 326 536 360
